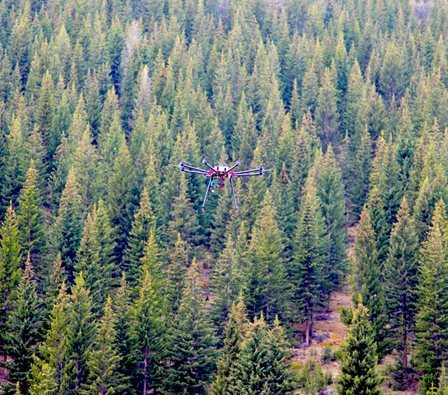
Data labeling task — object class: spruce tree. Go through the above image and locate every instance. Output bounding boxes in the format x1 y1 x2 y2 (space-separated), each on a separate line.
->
64 273 96 394
0 204 22 356
416 201 448 393
123 188 156 285
166 233 189 314
162 259 217 394
246 191 289 323
52 170 84 281
352 208 387 355
338 300 383 395
17 161 44 268
75 200 116 307
384 198 419 379
83 296 127 395
291 177 328 345
314 146 348 291
210 294 249 395
233 314 296 395
132 266 165 394
2 258 42 395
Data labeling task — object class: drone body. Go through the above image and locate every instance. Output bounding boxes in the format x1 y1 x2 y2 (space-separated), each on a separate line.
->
176 159 265 213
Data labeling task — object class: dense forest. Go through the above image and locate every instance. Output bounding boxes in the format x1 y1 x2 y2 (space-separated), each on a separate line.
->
0 0 448 394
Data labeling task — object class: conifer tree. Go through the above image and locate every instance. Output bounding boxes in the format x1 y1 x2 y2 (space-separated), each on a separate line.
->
210 294 248 395
338 300 382 395
314 146 347 290
166 233 190 314
123 188 156 282
233 315 296 395
132 266 166 394
52 170 84 281
384 198 419 378
291 176 328 345
352 208 387 354
44 253 66 317
246 191 289 323
0 204 22 352
113 274 135 394
30 284 70 394
75 200 116 308
84 296 127 395
64 273 96 394
162 259 217 394
17 161 44 268
416 201 448 393
3 258 42 395
211 236 245 334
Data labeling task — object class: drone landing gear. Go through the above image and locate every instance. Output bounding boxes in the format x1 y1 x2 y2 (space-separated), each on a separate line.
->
230 177 239 214
201 178 213 213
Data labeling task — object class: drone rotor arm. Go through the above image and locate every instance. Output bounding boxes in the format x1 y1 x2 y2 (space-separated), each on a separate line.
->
179 162 209 175
233 166 265 177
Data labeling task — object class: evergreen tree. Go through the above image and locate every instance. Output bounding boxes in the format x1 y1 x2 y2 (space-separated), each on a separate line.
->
314 146 348 291
416 201 448 393
132 266 165 394
352 208 387 355
64 273 96 394
0 204 22 355
17 161 44 268
52 170 84 281
162 259 217 394
210 294 248 395
166 233 190 314
384 198 419 379
75 200 117 309
233 315 296 395
291 176 328 345
83 296 127 395
2 258 42 395
338 300 383 395
246 191 289 323
123 187 156 285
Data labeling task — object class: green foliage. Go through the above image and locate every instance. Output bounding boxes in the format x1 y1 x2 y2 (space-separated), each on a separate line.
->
296 359 332 395
338 300 383 395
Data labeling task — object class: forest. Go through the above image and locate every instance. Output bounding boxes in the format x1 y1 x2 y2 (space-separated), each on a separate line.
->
0 0 447 394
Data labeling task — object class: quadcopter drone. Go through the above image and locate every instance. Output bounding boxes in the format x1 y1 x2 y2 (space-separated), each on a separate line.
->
176 158 266 213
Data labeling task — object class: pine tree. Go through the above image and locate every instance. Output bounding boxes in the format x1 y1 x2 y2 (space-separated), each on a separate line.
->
17 161 44 268
162 259 217 394
2 258 42 395
52 170 84 281
113 274 135 394
415 201 448 394
211 235 245 335
338 300 383 395
64 273 96 394
166 233 190 314
75 200 117 309
210 294 248 395
132 266 166 394
246 191 289 323
123 188 156 284
83 296 127 395
233 314 296 395
352 208 387 354
0 204 22 355
314 146 348 291
384 198 419 379
291 176 328 345
30 284 70 394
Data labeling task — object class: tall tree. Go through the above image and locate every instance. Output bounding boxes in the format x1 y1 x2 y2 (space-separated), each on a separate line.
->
162 259 217 394
2 258 42 395
383 198 419 381
415 201 448 393
338 300 382 395
246 191 289 323
291 177 328 345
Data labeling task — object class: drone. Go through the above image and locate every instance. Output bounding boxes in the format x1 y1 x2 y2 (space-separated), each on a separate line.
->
176 158 266 213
